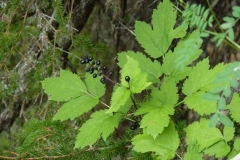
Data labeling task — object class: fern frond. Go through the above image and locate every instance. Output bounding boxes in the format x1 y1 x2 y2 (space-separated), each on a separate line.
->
182 3 213 33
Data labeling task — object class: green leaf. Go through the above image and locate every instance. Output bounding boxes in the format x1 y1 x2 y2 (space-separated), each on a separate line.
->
222 87 231 97
162 51 192 82
134 0 187 58
202 93 220 101
209 113 219 128
203 141 230 158
140 107 174 139
217 97 226 110
85 73 105 98
75 110 121 149
219 114 233 127
132 122 179 160
234 138 240 151
227 27 234 40
184 141 202 160
53 94 99 121
156 78 179 106
183 59 225 95
173 30 202 70
118 51 162 82
233 6 240 18
107 86 131 113
227 93 240 123
41 70 87 101
223 126 235 142
121 56 151 93
184 91 216 116
185 118 223 152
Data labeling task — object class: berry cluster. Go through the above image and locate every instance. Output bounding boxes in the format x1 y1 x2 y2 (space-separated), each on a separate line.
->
80 56 112 84
130 121 140 130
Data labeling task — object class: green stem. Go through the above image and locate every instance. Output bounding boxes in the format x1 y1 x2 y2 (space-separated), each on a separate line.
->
206 0 224 33
174 100 184 107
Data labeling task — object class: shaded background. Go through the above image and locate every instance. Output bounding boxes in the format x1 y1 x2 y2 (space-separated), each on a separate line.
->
0 0 240 158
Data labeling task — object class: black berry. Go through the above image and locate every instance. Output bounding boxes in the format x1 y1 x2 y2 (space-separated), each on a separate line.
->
125 76 130 82
100 78 105 84
96 61 101 65
98 72 102 76
92 61 96 65
84 58 89 63
130 124 137 130
80 59 85 64
88 57 93 61
89 69 94 74
100 66 107 70
93 73 97 78
134 121 140 127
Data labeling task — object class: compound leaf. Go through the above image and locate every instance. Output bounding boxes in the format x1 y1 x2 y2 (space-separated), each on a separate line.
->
75 110 121 149
140 107 174 139
135 0 187 58
185 118 223 152
183 59 225 96
227 92 240 123
41 70 87 101
223 126 235 142
184 90 216 116
132 122 179 160
121 56 151 93
203 141 230 158
118 51 162 82
53 94 99 121
107 86 131 113
184 141 202 160
85 73 105 98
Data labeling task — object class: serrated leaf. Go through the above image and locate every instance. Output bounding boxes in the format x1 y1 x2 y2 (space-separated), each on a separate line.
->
134 0 187 58
132 122 179 160
173 30 202 70
184 141 202 160
85 73 105 98
227 93 240 123
75 110 121 149
121 56 151 93
234 138 240 151
140 107 174 139
157 78 179 106
107 86 131 113
185 118 223 152
53 94 99 121
183 59 225 95
223 126 234 142
184 91 216 116
41 70 87 101
203 141 230 158
219 114 233 127
162 51 192 82
117 51 162 82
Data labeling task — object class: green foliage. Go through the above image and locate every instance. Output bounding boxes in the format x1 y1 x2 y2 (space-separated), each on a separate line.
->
182 3 213 35
75 110 121 149
181 2 240 49
37 0 240 159
134 0 187 58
